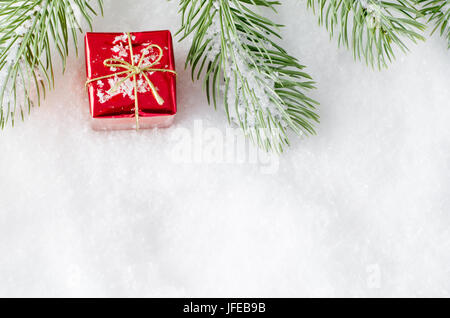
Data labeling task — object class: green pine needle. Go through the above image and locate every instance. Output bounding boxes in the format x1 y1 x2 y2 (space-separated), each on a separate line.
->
419 0 450 48
0 0 103 128
178 0 320 153
307 0 426 68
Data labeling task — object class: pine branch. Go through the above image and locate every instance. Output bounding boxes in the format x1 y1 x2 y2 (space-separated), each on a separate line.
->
307 0 426 68
419 0 450 47
0 0 103 128
178 0 319 153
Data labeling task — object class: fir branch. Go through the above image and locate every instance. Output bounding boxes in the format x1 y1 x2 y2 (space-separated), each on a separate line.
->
178 0 319 153
419 0 450 47
307 0 426 68
0 0 103 128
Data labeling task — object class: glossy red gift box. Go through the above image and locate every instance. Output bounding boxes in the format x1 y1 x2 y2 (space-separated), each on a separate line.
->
85 31 177 130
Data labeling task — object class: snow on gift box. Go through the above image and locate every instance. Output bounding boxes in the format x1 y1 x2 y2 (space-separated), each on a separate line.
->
85 31 177 130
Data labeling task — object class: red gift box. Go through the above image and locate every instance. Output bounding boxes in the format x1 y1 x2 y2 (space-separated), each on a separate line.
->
85 31 177 130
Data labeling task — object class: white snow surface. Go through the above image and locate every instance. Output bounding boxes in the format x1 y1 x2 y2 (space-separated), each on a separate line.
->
1 0 450 297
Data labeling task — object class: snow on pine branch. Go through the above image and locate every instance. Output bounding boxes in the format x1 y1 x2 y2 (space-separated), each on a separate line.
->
0 1 43 125
0 0 103 128
179 0 319 152
204 5 284 129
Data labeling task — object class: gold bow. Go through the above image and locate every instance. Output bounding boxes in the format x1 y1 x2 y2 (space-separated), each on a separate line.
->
86 32 176 130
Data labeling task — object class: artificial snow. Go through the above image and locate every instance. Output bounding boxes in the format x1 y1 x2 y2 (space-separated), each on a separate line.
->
0 0 450 297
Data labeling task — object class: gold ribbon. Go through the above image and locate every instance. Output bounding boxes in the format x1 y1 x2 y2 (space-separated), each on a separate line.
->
86 32 176 130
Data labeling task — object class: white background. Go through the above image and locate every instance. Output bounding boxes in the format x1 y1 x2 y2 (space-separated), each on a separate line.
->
1 0 449 297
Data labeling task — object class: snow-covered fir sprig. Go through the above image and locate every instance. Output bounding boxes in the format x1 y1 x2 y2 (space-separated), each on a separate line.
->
419 0 450 48
178 0 319 152
0 0 103 128
307 0 426 68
